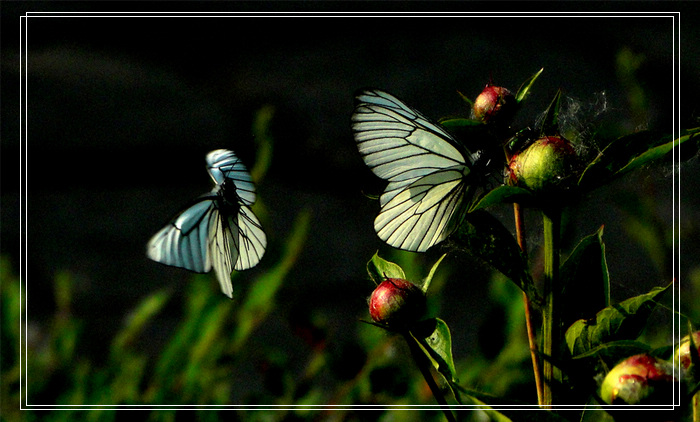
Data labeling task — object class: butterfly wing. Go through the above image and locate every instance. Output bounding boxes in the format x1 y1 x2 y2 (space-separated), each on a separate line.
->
376 168 472 252
206 149 256 205
232 204 268 270
209 200 267 297
146 196 217 274
208 200 235 298
148 149 267 299
352 89 472 252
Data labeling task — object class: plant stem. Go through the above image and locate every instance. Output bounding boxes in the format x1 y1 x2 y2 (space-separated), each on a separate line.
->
542 208 562 408
403 331 456 422
513 202 544 407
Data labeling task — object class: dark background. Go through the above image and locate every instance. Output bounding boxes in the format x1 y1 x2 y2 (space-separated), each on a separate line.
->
2 1 699 401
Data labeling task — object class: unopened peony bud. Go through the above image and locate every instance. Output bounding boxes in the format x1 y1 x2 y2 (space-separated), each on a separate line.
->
600 354 675 405
507 136 578 195
472 85 517 125
369 278 426 328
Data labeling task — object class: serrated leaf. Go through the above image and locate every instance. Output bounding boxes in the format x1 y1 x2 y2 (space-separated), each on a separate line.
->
451 210 539 304
560 225 610 329
515 67 544 103
565 283 672 356
410 318 457 383
366 252 406 284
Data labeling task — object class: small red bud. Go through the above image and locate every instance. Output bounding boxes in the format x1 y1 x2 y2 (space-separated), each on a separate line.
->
600 354 676 405
472 85 517 124
369 278 426 327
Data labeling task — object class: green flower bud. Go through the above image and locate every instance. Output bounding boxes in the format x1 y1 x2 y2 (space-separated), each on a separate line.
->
507 135 579 196
369 278 426 328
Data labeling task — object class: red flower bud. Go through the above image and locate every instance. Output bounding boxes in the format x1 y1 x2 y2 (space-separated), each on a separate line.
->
507 136 579 195
369 278 426 327
600 354 676 405
472 85 517 125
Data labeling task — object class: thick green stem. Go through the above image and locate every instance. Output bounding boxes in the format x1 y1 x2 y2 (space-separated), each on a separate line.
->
403 331 456 422
542 208 562 408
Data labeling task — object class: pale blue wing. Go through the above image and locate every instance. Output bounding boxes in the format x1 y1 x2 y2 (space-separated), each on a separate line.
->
351 89 472 252
209 202 267 297
148 149 267 298
206 149 256 206
374 168 470 252
146 197 217 273
352 89 470 184
232 205 267 271
209 204 235 298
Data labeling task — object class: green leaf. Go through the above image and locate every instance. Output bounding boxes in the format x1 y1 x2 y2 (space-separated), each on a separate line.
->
515 67 544 103
232 209 311 351
456 90 474 107
451 210 539 304
538 89 563 137
469 186 533 212
110 289 171 360
578 127 700 191
410 318 458 383
458 395 513 422
565 283 672 356
570 340 651 362
152 275 215 397
615 192 670 273
560 225 610 329
184 301 231 395
450 383 569 421
366 252 406 284
615 128 699 176
437 118 497 154
420 254 447 294
438 117 482 129
250 105 275 183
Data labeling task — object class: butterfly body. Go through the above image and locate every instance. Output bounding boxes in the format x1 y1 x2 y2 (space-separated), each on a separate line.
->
147 149 266 298
352 89 476 252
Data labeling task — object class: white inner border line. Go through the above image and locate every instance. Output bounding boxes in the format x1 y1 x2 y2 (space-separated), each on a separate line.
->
17 10 683 411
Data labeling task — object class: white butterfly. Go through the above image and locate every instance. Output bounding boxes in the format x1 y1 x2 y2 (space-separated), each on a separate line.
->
147 149 267 298
351 89 475 252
